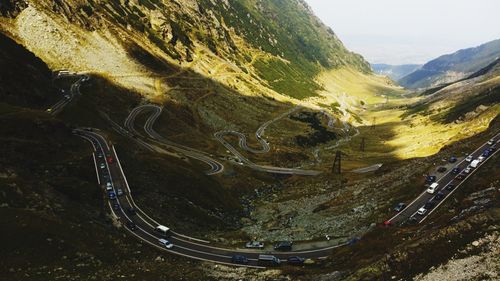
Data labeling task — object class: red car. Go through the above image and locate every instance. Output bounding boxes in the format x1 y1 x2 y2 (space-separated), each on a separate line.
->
107 156 113 164
456 174 466 180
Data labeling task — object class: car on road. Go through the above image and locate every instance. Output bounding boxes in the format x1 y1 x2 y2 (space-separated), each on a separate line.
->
426 182 439 194
155 225 170 237
394 203 406 212
258 255 281 266
445 184 456 191
425 175 437 183
274 241 293 251
434 191 445 200
482 150 490 157
100 163 106 169
108 191 116 200
463 167 472 174
158 238 174 249
112 202 120 210
126 207 136 216
107 156 113 164
117 188 124 196
417 207 427 215
126 221 137 231
487 139 495 145
408 216 418 224
477 156 485 162
287 256 305 266
470 160 480 168
451 167 461 174
417 206 427 216
448 156 457 163
97 153 103 159
245 241 264 249
64 95 70 100
424 201 435 210
456 174 466 180
489 145 497 152
231 255 249 264
437 167 447 173
465 155 473 162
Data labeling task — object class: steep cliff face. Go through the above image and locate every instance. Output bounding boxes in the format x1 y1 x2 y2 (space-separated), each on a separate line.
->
0 0 371 100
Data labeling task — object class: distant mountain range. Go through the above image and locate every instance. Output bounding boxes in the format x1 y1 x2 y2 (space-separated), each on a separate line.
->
371 63 422 80
398 39 500 89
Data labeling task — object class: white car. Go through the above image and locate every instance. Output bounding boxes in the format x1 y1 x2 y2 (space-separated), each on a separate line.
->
487 139 495 145
417 207 427 215
426 182 439 194
159 239 174 249
465 155 473 162
463 167 472 174
477 156 485 162
245 241 265 249
100 163 106 169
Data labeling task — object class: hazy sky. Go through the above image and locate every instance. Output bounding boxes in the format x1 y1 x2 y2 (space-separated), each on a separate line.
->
304 0 500 65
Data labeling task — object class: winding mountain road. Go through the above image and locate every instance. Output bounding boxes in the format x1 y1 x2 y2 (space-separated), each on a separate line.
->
74 126 498 268
124 105 224 175
214 106 321 176
47 73 89 115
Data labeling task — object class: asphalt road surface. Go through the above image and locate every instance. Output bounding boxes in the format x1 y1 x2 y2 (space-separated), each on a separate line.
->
47 73 89 115
73 128 498 268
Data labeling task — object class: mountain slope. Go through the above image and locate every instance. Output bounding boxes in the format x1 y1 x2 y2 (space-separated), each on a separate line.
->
399 39 500 89
0 0 370 101
371 63 422 80
403 56 500 124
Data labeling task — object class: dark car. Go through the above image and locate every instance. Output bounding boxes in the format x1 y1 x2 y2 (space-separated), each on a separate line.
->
112 202 120 210
424 201 435 210
434 191 445 200
482 150 490 157
451 167 461 174
108 191 116 200
456 174 466 180
107 156 114 164
489 145 497 151
408 216 418 225
448 156 457 163
126 221 137 231
127 207 136 216
425 175 437 183
274 241 293 251
445 184 456 191
287 256 305 266
231 255 249 264
437 167 447 173
394 203 406 212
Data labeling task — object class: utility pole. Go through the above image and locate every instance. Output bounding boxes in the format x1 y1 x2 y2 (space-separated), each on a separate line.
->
332 150 341 174
360 137 366 152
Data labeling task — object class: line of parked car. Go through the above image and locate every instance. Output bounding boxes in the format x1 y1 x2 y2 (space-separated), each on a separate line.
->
390 137 497 225
409 138 497 223
232 240 307 266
